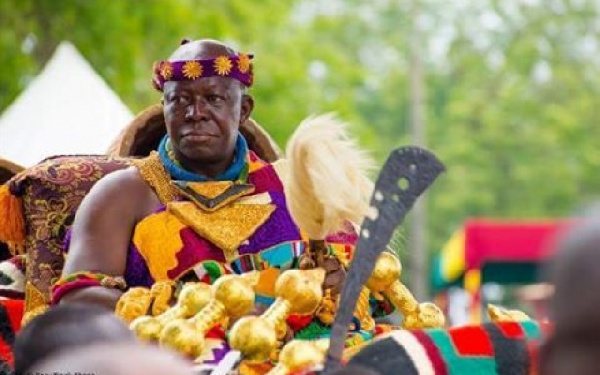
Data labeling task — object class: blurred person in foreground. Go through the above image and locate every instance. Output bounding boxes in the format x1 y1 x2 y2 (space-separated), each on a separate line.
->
14 303 135 375
541 208 600 375
29 343 195 375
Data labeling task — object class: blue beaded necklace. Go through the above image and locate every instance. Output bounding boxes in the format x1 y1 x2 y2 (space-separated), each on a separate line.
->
158 134 249 182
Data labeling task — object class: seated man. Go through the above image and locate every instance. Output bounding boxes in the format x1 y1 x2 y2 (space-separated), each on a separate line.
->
53 39 358 324
14 303 135 375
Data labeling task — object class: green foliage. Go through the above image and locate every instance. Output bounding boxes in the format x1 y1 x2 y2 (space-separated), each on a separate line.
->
2 0 600 294
425 0 600 257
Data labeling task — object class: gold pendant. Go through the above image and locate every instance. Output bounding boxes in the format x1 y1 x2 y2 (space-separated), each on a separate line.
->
171 180 255 212
168 201 276 262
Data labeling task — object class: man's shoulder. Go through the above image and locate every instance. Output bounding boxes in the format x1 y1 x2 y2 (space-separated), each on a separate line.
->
98 166 147 189
81 166 162 221
91 166 152 202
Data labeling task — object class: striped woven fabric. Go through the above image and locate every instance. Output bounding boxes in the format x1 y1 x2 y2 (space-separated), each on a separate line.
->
0 299 23 372
347 321 549 375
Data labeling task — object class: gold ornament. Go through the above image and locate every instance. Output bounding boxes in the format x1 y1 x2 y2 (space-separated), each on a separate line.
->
229 269 325 361
268 339 329 375
133 152 179 204
115 287 152 324
228 316 279 361
23 282 48 326
130 282 211 342
160 61 173 80
159 272 259 358
354 287 375 331
273 269 325 315
171 181 255 212
150 280 176 316
315 289 337 325
402 302 446 330
168 201 275 263
185 181 234 199
487 304 531 323
182 61 203 79
214 56 233 75
367 252 445 329
238 54 251 73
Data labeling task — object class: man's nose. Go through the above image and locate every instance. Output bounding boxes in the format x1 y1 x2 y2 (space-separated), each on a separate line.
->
185 98 210 121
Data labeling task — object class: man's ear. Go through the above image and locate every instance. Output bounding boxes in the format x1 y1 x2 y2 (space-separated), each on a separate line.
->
240 94 254 124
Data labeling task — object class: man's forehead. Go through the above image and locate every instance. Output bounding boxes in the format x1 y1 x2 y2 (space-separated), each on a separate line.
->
169 40 233 61
163 76 241 93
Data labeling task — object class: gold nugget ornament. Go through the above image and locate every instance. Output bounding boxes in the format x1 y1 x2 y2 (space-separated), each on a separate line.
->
159 272 259 358
367 252 445 329
487 304 531 323
130 282 211 342
267 339 329 375
229 269 325 361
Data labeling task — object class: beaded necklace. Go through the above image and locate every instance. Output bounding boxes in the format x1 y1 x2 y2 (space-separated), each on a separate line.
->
158 134 249 183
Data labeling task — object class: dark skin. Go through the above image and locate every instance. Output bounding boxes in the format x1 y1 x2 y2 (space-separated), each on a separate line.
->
31 344 196 375
61 40 254 308
14 304 135 375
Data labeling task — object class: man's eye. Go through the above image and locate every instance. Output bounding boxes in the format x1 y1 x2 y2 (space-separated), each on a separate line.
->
207 95 224 103
169 95 188 105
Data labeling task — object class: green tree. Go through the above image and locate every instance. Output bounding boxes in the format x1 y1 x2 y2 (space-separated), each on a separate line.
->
2 0 600 296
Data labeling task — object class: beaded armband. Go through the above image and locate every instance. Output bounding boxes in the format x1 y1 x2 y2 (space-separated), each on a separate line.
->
51 271 127 304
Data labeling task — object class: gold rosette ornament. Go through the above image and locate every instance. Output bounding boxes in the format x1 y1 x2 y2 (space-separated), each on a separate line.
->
129 282 211 342
229 269 325 361
367 252 445 329
159 272 259 358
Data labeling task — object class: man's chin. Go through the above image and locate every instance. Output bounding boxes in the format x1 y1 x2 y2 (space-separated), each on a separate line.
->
180 149 223 165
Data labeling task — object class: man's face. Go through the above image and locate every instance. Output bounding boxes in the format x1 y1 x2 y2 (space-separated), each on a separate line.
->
163 76 245 167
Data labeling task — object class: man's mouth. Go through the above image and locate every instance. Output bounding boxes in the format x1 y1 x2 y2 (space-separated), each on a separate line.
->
182 132 216 142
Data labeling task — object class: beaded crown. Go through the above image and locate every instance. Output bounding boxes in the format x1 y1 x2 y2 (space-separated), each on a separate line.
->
152 53 254 91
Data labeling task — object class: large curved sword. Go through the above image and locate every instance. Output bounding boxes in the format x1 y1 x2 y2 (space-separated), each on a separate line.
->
323 146 445 373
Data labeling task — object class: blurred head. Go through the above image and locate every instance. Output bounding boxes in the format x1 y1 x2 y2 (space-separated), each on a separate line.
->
14 303 135 375
328 364 381 375
30 343 195 375
541 208 600 375
162 39 254 177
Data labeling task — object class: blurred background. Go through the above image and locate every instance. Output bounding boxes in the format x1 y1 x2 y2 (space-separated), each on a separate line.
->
1 0 599 324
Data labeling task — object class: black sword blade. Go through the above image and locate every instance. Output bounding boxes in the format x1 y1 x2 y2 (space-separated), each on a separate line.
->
323 146 445 373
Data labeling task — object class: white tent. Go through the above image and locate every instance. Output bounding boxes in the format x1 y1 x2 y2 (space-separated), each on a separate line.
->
0 41 134 167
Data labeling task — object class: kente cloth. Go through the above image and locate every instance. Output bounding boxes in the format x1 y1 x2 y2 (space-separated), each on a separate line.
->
0 255 25 300
345 320 550 375
118 151 357 305
0 299 23 371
